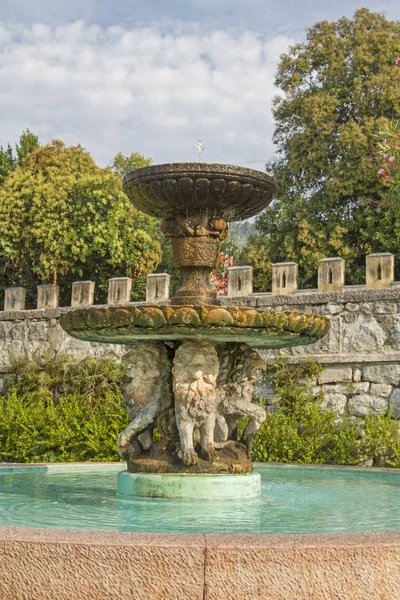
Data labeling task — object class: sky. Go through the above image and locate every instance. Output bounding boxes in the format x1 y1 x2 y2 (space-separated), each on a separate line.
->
1 1 400 171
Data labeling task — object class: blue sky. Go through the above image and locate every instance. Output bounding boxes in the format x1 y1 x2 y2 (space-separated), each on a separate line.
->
1 1 400 170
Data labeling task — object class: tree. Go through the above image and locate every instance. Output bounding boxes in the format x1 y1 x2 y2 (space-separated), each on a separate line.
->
245 9 400 289
0 141 161 305
0 129 39 185
111 151 152 179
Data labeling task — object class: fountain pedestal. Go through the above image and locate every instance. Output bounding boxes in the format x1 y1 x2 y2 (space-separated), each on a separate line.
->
117 471 261 499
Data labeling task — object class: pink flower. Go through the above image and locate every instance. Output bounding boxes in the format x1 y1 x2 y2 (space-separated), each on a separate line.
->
396 55 400 65
378 168 386 175
388 156 396 164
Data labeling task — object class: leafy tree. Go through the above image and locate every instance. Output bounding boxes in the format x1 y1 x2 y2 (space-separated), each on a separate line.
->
245 9 400 289
111 151 152 179
0 129 39 185
0 141 161 305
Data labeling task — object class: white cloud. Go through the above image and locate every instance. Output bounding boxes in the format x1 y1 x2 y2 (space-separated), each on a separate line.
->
0 21 293 171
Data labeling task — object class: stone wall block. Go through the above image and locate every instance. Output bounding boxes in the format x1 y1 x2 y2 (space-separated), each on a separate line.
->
146 274 170 303
390 389 400 415
318 367 352 384
227 267 253 298
255 378 275 402
314 317 342 353
271 262 298 295
4 287 26 311
348 394 388 417
71 281 95 307
321 393 347 414
370 383 393 398
323 302 343 315
360 303 374 314
353 368 362 382
374 302 397 314
322 382 369 395
318 257 345 293
342 314 387 353
107 277 132 305
346 303 360 312
388 315 400 349
366 253 394 289
363 364 400 385
37 285 59 309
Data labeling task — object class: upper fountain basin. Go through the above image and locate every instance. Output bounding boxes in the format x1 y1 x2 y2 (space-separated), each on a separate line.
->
123 163 276 220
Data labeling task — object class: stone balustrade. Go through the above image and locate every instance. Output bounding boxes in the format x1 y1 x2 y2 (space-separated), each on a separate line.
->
2 253 398 311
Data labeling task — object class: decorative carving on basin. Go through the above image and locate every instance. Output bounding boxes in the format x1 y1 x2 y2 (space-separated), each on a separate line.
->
60 304 329 348
123 163 276 220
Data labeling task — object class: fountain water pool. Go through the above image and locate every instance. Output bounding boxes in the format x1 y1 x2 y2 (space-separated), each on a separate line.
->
2 463 400 534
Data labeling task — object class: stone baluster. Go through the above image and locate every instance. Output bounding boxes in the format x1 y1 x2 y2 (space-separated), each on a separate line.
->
71 281 95 307
146 274 170 303
366 253 394 289
271 262 298 295
108 277 132 305
318 258 345 293
37 284 59 309
4 287 26 311
227 266 253 298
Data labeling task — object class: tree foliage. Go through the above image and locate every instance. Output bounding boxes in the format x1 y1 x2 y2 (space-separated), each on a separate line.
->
0 141 161 304
0 129 39 185
244 9 400 289
111 151 152 179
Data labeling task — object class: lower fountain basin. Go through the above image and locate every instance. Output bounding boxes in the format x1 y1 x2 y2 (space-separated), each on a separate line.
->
2 463 400 599
117 471 261 499
2 463 400 534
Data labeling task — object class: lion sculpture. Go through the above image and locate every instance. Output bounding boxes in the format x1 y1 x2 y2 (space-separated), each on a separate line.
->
117 342 172 459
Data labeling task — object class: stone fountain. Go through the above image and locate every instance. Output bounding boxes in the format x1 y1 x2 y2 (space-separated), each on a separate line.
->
60 163 329 498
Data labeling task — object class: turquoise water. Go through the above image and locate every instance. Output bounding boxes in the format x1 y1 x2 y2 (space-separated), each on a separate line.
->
1 464 400 534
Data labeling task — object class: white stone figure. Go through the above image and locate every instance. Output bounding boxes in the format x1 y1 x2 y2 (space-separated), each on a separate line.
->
172 340 219 466
117 342 172 459
215 344 267 456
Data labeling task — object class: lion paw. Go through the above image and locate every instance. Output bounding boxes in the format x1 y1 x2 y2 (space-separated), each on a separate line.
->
199 444 217 462
182 448 198 466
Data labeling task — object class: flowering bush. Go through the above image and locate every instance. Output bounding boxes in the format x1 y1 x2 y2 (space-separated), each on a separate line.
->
210 252 233 295
376 120 400 197
375 57 400 198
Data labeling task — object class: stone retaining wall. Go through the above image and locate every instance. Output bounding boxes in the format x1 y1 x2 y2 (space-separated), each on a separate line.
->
219 287 400 418
1 289 400 418
0 306 132 390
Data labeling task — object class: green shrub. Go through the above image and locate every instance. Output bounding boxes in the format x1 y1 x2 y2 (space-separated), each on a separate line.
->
362 410 400 467
252 358 400 467
2 354 400 467
0 354 128 462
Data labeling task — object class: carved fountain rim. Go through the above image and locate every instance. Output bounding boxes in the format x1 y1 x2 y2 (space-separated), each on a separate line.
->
123 162 276 220
60 304 329 348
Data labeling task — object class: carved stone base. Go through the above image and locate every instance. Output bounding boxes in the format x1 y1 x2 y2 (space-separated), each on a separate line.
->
126 440 252 474
117 339 267 475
